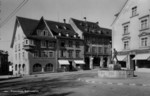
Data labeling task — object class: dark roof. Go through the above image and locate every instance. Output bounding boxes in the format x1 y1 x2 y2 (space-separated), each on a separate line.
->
46 20 77 37
71 18 111 36
17 16 39 37
17 16 77 38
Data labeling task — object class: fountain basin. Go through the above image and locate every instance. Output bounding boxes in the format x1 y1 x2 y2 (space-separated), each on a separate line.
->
98 70 134 78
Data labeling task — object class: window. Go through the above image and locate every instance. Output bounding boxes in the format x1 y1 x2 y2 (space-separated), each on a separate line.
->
124 41 129 49
76 50 80 58
92 47 97 54
25 39 29 45
41 41 46 48
42 30 48 36
48 51 53 58
104 47 108 54
37 30 41 35
44 63 53 72
60 41 65 47
33 63 42 72
98 47 102 54
48 42 54 48
60 50 65 57
68 50 73 58
19 53 21 60
15 54 17 60
22 52 25 59
15 45 17 52
75 42 80 48
132 6 137 17
141 37 148 47
68 41 73 47
18 44 20 51
41 51 48 58
15 64 17 71
124 25 129 34
141 19 148 30
33 51 39 58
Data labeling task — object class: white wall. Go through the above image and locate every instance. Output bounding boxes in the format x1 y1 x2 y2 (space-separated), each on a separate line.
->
112 0 150 52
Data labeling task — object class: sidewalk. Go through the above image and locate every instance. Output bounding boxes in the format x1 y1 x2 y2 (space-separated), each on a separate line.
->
78 71 150 87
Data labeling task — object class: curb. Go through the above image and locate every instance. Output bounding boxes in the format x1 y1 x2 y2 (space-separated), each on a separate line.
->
77 78 150 87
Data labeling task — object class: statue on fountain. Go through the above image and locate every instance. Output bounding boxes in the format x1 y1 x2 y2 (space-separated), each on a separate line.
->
110 48 121 70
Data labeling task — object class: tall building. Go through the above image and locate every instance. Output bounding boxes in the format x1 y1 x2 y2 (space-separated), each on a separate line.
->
0 50 9 75
70 18 111 69
10 16 84 75
112 0 150 72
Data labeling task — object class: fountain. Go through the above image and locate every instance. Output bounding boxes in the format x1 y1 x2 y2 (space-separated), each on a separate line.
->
98 49 134 78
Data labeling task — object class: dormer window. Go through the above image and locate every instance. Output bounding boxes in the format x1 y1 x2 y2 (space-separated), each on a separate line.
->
64 26 67 30
58 33 61 36
43 30 48 36
37 30 41 35
74 35 76 38
56 25 59 29
66 34 69 37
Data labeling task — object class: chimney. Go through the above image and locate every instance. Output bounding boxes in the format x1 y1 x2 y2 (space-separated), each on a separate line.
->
83 17 86 21
63 19 66 23
96 22 99 25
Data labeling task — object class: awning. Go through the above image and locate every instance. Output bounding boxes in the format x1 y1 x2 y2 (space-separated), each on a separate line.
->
133 54 150 60
74 60 85 64
58 60 70 65
117 55 127 61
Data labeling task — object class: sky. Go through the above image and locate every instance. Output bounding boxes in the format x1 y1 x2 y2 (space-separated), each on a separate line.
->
0 0 127 61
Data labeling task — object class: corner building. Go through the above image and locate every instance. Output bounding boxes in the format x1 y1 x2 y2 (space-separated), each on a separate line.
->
70 18 111 69
112 0 150 72
11 16 84 75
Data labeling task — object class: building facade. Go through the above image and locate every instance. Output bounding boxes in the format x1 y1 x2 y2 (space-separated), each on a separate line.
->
70 18 112 69
112 0 150 72
11 16 84 75
0 50 9 75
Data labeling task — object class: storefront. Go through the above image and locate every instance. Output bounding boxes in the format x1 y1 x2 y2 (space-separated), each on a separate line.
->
74 60 85 70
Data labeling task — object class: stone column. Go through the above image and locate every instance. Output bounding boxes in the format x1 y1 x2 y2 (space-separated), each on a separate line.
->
107 56 110 67
126 55 130 70
100 56 103 68
42 67 44 72
89 56 93 69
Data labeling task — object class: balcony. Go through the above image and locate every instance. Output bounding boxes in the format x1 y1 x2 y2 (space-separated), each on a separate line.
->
23 44 35 50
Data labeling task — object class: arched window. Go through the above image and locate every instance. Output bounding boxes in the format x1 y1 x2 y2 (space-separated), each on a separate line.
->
22 64 25 72
44 63 53 72
15 64 17 71
33 63 42 72
18 64 21 70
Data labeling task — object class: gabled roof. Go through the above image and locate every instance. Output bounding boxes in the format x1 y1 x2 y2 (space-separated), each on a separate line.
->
70 18 111 36
111 0 129 26
17 16 39 37
10 16 79 48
